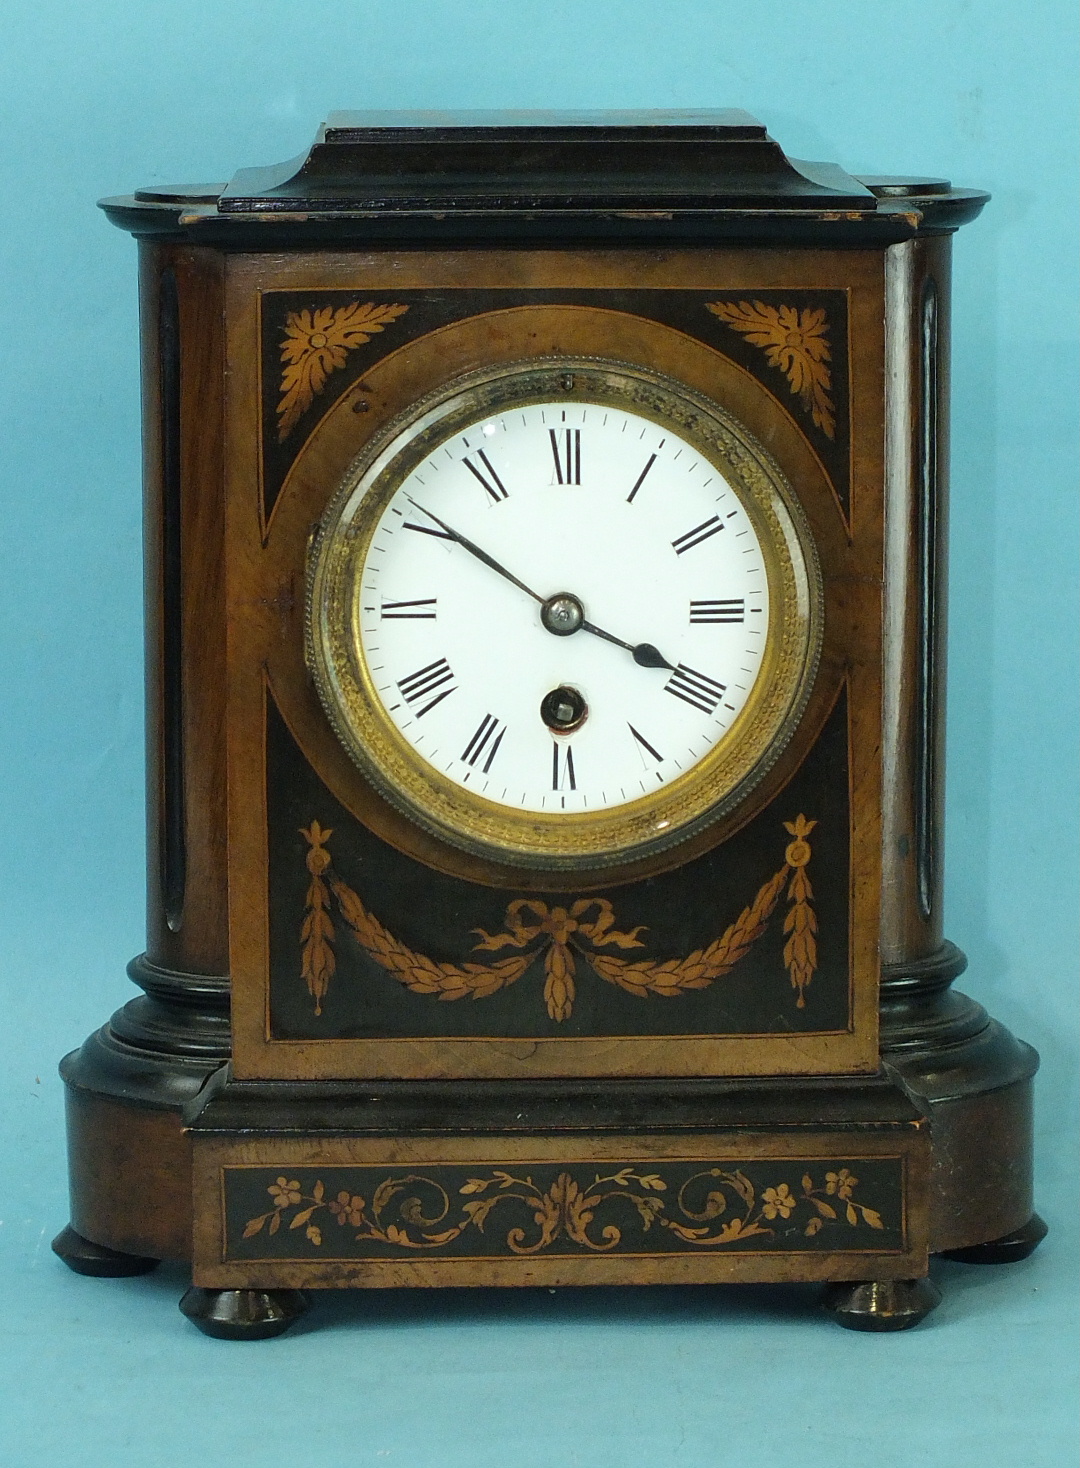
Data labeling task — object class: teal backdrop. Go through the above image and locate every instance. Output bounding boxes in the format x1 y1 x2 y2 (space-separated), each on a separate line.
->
0 2 1076 1464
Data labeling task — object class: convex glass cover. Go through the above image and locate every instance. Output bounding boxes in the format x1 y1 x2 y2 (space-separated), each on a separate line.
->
307 360 821 867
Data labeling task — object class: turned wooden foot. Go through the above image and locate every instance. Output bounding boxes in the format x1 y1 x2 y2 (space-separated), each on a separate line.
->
938 1212 1048 1265
821 1276 941 1332
52 1225 159 1278
179 1287 309 1340
59 955 232 1265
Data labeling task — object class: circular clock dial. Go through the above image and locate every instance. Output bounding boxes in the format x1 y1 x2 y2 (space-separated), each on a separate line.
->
308 361 820 868
359 403 769 812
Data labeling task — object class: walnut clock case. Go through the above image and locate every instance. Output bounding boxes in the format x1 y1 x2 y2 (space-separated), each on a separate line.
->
54 112 1045 1339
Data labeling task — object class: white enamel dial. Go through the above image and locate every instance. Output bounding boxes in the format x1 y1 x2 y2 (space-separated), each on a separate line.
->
309 361 819 868
357 402 768 813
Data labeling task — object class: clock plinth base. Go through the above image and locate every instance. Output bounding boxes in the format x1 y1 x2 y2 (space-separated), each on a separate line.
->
184 1072 931 1313
938 1213 1048 1265
879 942 1043 1255
51 1225 159 1278
179 1286 310 1341
821 1276 941 1332
57 953 230 1263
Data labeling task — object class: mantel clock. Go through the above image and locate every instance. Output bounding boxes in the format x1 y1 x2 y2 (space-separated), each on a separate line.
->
54 112 1045 1338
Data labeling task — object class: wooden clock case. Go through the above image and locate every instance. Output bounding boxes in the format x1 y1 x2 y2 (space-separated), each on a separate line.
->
54 113 1045 1338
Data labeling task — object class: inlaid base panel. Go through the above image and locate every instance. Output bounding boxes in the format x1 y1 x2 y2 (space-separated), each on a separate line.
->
190 1101 929 1289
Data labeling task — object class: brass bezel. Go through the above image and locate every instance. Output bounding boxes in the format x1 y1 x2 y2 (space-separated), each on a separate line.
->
307 358 822 868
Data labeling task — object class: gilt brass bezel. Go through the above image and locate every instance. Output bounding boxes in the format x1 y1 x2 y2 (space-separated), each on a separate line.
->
307 358 822 868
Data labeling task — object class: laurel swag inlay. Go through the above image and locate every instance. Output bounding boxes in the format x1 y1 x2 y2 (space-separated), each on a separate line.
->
298 816 818 1020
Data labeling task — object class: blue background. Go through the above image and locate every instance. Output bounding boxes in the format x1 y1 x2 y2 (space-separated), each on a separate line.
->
0 2 1076 1463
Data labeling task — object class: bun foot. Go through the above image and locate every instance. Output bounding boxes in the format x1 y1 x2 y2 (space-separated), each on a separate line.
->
52 1225 159 1278
938 1212 1048 1265
821 1276 941 1332
179 1287 309 1340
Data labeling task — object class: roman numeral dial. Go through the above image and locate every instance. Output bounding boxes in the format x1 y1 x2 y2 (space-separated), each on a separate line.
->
626 453 657 504
549 427 581 485
690 598 746 624
629 724 663 762
463 450 509 503
664 664 727 714
461 714 506 773
552 741 577 791
315 367 817 864
672 516 723 555
381 598 437 620
354 398 775 811
396 658 456 717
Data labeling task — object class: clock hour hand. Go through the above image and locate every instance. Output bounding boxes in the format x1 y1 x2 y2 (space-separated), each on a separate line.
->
580 619 674 671
543 596 674 670
405 498 544 606
405 498 673 670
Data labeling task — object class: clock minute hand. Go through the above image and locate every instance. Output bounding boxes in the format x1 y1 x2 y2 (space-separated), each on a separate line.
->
405 498 545 606
405 498 673 670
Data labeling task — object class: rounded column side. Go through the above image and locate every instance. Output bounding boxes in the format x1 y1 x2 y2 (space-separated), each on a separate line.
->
880 236 1041 1254
56 242 232 1261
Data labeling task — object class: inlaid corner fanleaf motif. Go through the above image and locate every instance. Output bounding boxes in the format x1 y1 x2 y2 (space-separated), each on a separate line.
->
298 817 818 1020
277 300 409 441
705 300 836 440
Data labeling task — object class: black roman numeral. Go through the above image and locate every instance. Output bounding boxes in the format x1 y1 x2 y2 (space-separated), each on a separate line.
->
396 658 456 717
672 516 724 555
626 453 657 504
552 741 577 790
381 598 437 620
461 714 506 773
549 428 581 485
690 598 745 623
463 450 509 503
664 664 727 714
628 724 663 762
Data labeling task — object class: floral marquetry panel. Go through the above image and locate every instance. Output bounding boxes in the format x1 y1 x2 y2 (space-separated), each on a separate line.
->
220 1158 905 1263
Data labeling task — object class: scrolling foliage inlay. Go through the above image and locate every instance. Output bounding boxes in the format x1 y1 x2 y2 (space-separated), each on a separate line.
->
238 1162 885 1256
298 816 818 1020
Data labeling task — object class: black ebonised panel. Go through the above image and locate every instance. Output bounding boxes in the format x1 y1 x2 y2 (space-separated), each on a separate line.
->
266 687 852 1042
